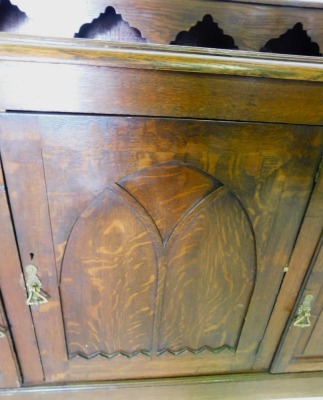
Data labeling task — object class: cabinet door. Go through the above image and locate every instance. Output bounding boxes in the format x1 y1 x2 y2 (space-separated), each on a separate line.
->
271 171 323 373
0 298 20 388
0 114 322 382
0 158 44 385
272 237 323 372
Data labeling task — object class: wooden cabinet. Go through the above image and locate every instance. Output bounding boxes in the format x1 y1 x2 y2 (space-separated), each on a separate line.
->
0 8 322 394
271 171 323 373
0 113 322 383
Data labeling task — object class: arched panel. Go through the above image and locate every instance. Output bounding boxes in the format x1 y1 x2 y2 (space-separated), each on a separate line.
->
60 185 159 358
119 161 222 242
158 187 256 354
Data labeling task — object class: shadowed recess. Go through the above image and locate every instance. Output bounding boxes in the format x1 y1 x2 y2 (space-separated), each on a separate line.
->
0 0 28 32
74 6 146 42
170 14 238 50
260 22 322 56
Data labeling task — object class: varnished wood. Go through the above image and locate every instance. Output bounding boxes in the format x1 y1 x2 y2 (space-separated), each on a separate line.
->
0 114 321 382
0 158 44 384
4 0 323 53
0 6 322 390
0 118 69 382
0 298 19 388
254 159 323 371
1 372 323 399
0 35 322 82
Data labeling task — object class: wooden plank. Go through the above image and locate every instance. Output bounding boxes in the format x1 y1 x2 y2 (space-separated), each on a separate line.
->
0 117 68 382
0 59 322 125
0 35 322 82
0 158 44 384
254 160 323 371
1 372 323 399
9 0 323 51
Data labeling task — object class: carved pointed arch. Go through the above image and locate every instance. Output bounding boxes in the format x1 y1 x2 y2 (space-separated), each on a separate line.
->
74 6 146 43
119 161 256 355
0 0 28 33
170 14 238 50
260 22 322 56
60 184 161 359
61 161 256 359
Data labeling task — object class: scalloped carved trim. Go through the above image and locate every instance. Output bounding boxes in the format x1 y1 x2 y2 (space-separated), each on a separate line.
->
157 345 235 356
70 350 151 360
74 6 146 43
170 14 238 50
0 0 28 33
260 22 322 56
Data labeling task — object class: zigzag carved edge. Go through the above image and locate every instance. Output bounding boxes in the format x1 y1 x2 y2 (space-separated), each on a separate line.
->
69 350 151 360
69 345 234 360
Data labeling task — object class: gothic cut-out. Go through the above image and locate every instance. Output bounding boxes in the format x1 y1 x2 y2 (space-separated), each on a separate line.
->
74 6 146 42
0 0 28 33
260 22 322 56
170 14 238 50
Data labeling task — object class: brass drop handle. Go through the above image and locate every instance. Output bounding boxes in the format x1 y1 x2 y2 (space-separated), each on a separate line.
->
25 264 49 306
293 294 314 328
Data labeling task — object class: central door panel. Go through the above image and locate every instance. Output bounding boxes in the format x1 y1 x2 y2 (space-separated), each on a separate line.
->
0 114 321 382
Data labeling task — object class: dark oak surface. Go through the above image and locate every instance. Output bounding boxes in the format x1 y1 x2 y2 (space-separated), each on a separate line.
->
0 114 321 383
0 37 322 125
271 170 323 372
0 3 322 394
254 159 323 371
2 0 323 54
1 372 323 400
0 159 43 385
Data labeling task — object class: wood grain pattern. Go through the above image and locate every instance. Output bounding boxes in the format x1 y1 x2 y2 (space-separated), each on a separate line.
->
0 297 20 388
0 158 43 384
0 35 322 127
255 164 323 371
6 0 323 53
119 161 222 242
159 188 255 353
272 235 323 372
2 372 323 400
61 185 159 358
0 114 319 381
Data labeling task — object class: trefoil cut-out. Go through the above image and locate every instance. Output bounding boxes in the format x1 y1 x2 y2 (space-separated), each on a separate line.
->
75 6 146 43
260 22 322 56
171 14 238 50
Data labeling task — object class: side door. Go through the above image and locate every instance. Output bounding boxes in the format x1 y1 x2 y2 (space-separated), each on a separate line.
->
271 170 323 373
0 113 322 382
0 157 43 385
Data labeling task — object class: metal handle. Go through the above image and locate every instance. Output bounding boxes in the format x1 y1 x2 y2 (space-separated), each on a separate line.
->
25 264 48 306
293 294 314 328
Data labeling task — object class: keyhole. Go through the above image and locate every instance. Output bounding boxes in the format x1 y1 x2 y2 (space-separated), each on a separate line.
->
30 253 34 261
